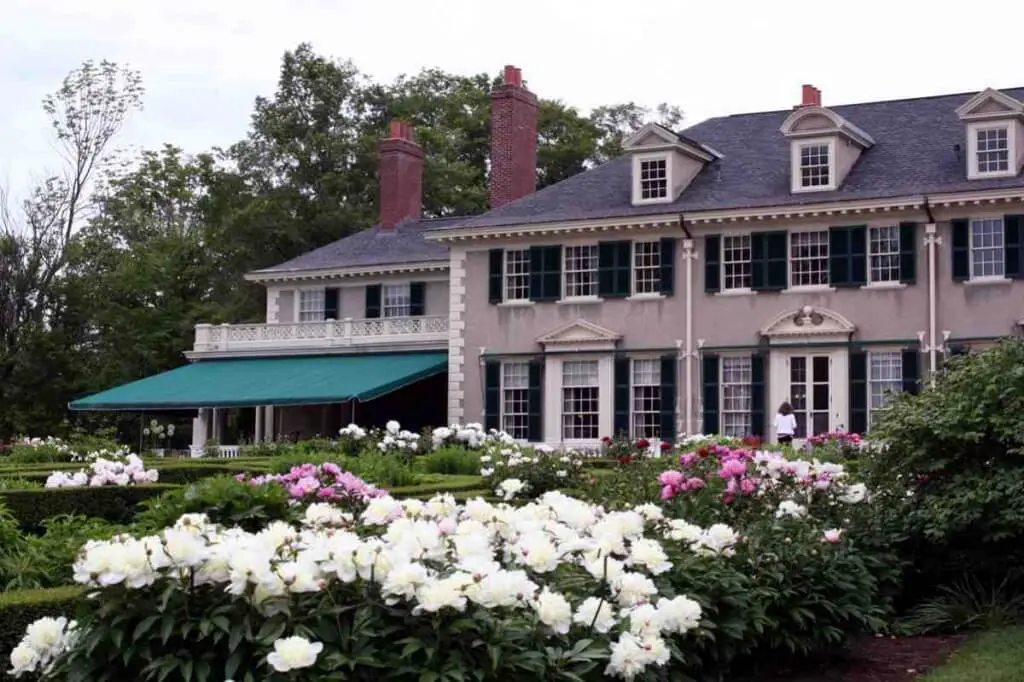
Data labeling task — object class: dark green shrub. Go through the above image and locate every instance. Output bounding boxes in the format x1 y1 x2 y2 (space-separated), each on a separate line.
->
270 451 419 488
388 475 486 498
0 485 177 530
414 447 481 476
0 586 85 681
134 476 298 533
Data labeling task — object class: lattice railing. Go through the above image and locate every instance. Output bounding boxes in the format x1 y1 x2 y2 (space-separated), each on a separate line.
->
193 316 448 352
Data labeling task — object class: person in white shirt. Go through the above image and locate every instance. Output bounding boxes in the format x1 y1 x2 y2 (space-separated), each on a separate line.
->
775 401 797 445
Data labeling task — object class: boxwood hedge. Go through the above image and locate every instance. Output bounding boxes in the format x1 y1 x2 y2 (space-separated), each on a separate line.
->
0 485 179 531
0 586 85 680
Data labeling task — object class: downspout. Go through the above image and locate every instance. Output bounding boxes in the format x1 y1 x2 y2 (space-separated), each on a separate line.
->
679 214 695 435
923 197 939 386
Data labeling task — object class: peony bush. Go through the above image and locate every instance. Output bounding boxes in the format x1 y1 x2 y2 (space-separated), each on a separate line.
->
480 441 591 498
238 463 386 513
45 453 159 488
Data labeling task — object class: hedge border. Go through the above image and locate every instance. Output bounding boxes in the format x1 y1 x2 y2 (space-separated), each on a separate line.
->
0 485 180 530
0 586 86 681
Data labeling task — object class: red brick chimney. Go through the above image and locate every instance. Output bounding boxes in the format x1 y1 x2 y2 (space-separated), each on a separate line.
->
798 84 822 108
490 65 538 209
378 120 425 229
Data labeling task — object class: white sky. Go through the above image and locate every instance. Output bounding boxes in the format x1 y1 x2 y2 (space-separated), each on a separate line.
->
2 0 1022 198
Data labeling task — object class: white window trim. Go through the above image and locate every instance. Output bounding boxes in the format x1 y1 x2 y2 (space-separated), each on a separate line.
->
867 350 903 430
867 225 901 285
542 354 613 446
968 217 1007 282
562 244 599 301
631 240 662 296
294 285 327 323
967 122 1017 180
719 354 753 438
503 248 530 302
720 233 753 292
787 228 832 290
629 356 662 439
500 361 531 442
791 137 837 193
631 152 673 205
382 282 412 318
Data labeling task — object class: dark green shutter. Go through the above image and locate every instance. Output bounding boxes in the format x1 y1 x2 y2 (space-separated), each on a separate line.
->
850 226 867 285
750 353 765 439
614 357 630 437
484 361 500 432
659 237 676 295
529 245 561 301
951 219 970 281
849 351 867 435
598 241 631 298
701 354 719 434
752 231 788 291
901 349 920 396
899 222 917 284
409 282 425 316
365 285 381 318
829 226 866 287
1004 215 1024 278
659 355 677 441
488 249 504 303
324 288 339 320
704 235 721 293
527 360 543 442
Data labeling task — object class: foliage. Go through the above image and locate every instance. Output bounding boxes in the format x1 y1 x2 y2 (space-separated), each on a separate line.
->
415 446 482 476
270 450 420 488
0 485 176 530
0 516 125 590
239 463 385 515
480 442 591 499
0 587 85 680
920 626 1024 682
134 477 297 533
901 572 1024 635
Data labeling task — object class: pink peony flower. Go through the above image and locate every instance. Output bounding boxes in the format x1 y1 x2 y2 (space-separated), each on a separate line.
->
660 485 677 501
823 529 843 544
685 477 706 491
659 471 685 488
740 477 758 495
719 459 747 478
680 453 698 468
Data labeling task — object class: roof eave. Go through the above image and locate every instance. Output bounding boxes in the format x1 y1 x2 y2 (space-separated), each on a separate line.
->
245 259 450 283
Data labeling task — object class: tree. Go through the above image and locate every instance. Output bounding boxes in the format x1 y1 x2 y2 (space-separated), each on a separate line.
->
589 102 685 163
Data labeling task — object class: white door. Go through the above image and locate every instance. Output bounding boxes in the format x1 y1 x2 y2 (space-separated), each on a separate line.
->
788 354 831 438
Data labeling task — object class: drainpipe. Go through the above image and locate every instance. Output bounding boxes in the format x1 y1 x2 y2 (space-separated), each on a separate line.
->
679 213 696 436
923 197 939 386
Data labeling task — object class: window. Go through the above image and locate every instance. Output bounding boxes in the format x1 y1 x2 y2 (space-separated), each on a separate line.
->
298 289 325 322
504 249 529 301
562 360 600 440
564 245 598 298
976 127 1010 174
799 143 831 188
721 357 752 437
869 226 900 283
631 359 661 438
638 158 668 200
790 231 829 287
633 242 661 294
501 362 530 439
383 283 411 317
722 235 752 290
868 352 902 428
970 218 1005 279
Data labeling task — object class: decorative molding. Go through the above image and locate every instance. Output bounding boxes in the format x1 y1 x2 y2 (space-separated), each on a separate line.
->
424 217 679 243
955 88 1024 121
622 122 719 161
536 319 622 352
245 260 450 284
780 106 875 148
446 249 468 422
688 196 926 224
759 305 856 339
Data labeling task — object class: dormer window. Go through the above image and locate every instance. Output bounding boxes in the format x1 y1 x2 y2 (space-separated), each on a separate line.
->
972 125 1012 176
956 88 1024 180
799 141 832 189
639 158 668 199
623 123 719 206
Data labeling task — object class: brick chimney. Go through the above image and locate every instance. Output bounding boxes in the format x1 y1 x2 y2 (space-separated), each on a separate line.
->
378 120 425 229
798 84 822 108
490 65 538 209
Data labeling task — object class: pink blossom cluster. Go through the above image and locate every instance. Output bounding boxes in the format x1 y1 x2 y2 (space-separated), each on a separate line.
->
806 431 862 447
238 463 386 503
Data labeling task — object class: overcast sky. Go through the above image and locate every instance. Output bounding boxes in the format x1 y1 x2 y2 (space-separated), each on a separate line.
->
2 0 1022 198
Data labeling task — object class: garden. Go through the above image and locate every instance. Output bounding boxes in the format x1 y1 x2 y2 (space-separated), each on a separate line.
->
2 340 1024 681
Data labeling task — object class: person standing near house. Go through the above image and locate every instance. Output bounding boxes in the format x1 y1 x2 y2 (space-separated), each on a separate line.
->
775 402 797 445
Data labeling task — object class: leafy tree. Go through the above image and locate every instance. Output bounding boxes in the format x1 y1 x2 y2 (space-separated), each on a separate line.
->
589 102 685 163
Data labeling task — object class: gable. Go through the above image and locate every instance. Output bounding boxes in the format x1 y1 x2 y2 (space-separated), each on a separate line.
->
791 112 836 132
536 319 621 351
759 306 855 340
956 88 1024 120
622 122 679 150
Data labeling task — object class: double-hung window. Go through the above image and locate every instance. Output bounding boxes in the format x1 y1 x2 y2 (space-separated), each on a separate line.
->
631 359 661 439
501 362 530 440
562 360 600 440
504 249 530 301
970 218 1005 279
868 226 900 283
383 283 411 317
633 241 661 294
722 235 752 290
564 245 598 298
975 127 1010 175
790 230 829 287
721 356 752 437
798 142 831 189
868 352 902 428
298 289 325 322
638 158 668 200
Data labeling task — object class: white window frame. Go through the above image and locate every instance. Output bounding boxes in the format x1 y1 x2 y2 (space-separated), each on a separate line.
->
297 288 326 322
868 351 902 430
503 249 530 302
632 241 661 295
969 217 1006 280
501 361 530 440
721 234 753 291
868 225 901 284
631 153 673 205
563 244 599 299
382 282 412 318
967 122 1016 180
791 138 837 193
561 359 601 441
630 358 661 439
720 356 752 438
789 229 830 288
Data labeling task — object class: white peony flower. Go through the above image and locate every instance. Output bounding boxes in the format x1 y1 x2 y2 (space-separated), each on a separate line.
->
267 636 323 672
532 588 573 634
573 597 617 633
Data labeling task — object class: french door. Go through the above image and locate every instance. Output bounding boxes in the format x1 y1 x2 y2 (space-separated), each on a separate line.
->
789 355 830 438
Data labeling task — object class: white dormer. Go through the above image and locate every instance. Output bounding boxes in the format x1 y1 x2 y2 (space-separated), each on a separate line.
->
622 123 719 206
956 88 1024 180
780 86 874 194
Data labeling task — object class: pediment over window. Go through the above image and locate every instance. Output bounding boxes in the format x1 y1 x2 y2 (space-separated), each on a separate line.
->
780 106 875 147
956 88 1024 122
536 319 621 351
759 306 855 340
623 123 721 206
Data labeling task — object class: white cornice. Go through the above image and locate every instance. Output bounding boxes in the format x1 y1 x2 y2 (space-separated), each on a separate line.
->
956 88 1024 121
686 195 927 224
926 188 1024 208
425 217 680 243
780 106 875 148
244 260 450 283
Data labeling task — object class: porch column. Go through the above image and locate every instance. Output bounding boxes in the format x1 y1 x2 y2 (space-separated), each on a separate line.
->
264 406 275 442
254 405 264 443
212 408 223 441
191 408 209 454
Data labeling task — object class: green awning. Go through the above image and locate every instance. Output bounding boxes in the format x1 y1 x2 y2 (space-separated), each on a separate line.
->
69 353 447 411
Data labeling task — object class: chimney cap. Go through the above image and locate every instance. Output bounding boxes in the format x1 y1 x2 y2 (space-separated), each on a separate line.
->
503 65 524 88
800 84 822 107
387 119 415 142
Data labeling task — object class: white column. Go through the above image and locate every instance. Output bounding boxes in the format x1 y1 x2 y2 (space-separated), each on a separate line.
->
682 239 697 435
254 406 264 443
191 408 209 456
265 406 275 442
211 408 222 441
925 223 940 387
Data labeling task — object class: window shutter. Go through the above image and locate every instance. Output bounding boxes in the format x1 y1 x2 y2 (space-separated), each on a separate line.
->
659 355 677 441
484 361 501 432
850 226 867 286
899 222 917 284
1004 215 1024 278
364 285 381 318
951 219 970 281
409 282 425 316
753 231 788 291
849 350 867 435
701 354 719 435
529 246 561 301
829 226 866 287
324 288 340 320
704 235 721 293
614 357 630 438
901 349 920 396
659 237 676 295
489 249 504 304
527 360 543 442
750 353 765 439
598 241 631 298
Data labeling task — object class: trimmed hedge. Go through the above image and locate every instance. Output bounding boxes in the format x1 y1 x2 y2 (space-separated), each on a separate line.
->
0 463 270 486
0 586 85 681
389 475 485 498
0 485 179 530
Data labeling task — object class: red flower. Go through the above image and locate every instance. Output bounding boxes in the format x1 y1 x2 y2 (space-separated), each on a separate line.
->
635 438 651 449
660 441 672 451
617 455 633 465
602 436 613 445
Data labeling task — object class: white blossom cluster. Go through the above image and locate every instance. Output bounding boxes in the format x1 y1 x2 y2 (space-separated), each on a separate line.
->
430 423 517 450
16 436 71 453
377 420 420 452
338 423 367 440
13 492 730 680
479 441 585 484
69 447 133 463
750 452 869 503
44 453 158 488
8 617 77 678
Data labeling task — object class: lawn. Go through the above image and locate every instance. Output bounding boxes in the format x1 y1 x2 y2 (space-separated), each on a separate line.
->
922 628 1024 682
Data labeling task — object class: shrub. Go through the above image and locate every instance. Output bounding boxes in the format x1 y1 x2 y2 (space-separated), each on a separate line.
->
239 464 386 515
0 485 177 530
271 451 419 488
0 516 125 590
134 477 298 533
414 446 481 476
481 443 590 499
4 439 72 465
0 586 85 680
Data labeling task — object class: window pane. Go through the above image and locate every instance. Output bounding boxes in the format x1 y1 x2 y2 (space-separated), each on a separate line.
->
722 235 752 290
721 356 751 437
383 283 411 317
501 362 530 439
868 351 903 429
504 250 530 301
639 158 668 199
633 242 661 294
631 359 661 438
564 245 598 298
970 218 1005 279
869 226 900 283
790 231 829 286
976 128 1010 173
799 143 831 187
299 289 325 322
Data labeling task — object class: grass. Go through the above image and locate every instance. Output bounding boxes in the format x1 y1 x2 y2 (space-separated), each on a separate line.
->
922 627 1024 681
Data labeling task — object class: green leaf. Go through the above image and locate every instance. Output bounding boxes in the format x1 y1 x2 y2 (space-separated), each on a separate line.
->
133 615 160 642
